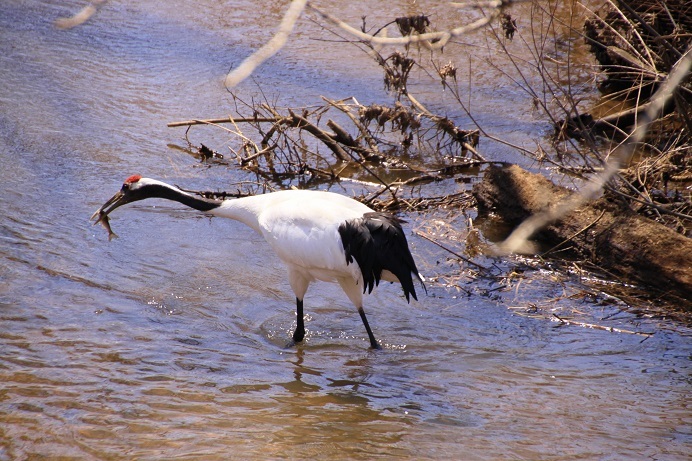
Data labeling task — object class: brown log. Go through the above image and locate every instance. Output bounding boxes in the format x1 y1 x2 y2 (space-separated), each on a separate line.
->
473 164 692 302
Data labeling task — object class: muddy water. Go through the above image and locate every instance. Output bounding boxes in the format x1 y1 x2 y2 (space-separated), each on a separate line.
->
0 1 689 460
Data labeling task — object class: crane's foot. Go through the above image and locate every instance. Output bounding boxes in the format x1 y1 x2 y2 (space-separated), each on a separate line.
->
285 327 305 348
287 298 306 348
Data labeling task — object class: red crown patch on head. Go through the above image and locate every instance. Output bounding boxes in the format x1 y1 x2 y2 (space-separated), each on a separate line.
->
125 174 142 184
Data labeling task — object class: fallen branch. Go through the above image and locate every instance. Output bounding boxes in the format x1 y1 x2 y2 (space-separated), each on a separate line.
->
287 109 349 161
167 117 280 128
551 314 654 339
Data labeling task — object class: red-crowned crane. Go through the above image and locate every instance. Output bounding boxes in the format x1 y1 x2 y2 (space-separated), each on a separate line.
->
92 175 425 349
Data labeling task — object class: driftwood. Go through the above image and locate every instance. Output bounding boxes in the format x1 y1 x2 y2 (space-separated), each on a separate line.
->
473 165 692 302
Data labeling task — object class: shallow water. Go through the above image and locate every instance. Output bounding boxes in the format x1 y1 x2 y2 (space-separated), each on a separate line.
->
0 1 689 460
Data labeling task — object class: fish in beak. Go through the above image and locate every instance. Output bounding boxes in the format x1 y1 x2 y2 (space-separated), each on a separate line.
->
91 175 144 241
91 190 129 241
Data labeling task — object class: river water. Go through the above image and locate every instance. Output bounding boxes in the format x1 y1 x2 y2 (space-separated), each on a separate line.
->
0 1 689 460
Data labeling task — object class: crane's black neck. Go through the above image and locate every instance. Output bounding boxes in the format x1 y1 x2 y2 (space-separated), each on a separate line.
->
137 183 221 212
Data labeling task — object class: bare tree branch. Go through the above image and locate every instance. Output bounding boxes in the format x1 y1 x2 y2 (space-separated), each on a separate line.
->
224 0 308 88
498 48 692 254
306 1 509 49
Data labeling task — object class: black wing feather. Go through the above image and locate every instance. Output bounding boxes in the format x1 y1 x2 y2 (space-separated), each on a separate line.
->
338 212 423 302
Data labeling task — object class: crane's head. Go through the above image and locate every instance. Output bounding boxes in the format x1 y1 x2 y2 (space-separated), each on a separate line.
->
91 175 221 240
91 174 149 221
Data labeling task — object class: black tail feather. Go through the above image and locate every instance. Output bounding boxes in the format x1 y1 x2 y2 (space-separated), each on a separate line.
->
338 212 423 302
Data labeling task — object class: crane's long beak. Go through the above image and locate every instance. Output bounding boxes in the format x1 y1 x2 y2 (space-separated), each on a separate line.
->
90 189 130 223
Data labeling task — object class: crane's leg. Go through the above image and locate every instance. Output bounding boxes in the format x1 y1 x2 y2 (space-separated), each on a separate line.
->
358 307 380 349
293 297 305 344
338 278 381 349
287 270 309 347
